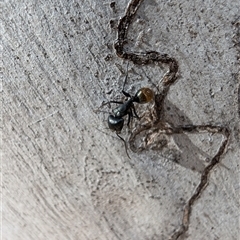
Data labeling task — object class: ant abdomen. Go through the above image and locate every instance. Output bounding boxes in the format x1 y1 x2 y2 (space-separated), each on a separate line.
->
135 87 154 104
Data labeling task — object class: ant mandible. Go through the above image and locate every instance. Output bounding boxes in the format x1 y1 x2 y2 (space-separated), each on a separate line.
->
107 65 154 158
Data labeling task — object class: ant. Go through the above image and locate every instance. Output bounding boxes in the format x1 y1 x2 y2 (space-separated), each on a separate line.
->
99 65 154 158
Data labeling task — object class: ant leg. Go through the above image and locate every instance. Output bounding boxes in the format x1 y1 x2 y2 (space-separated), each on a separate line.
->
127 110 133 127
127 113 131 127
110 100 124 104
127 107 139 128
116 133 131 159
94 100 124 113
93 109 112 115
122 90 131 98
132 105 140 119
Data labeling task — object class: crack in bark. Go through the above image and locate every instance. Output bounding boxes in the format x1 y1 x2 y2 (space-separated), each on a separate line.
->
169 127 230 240
114 0 231 239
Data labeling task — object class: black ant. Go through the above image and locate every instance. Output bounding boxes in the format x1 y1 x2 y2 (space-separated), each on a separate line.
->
108 87 154 132
106 65 154 158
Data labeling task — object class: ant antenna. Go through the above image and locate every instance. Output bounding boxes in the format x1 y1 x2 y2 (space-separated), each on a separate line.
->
122 62 130 92
93 101 112 114
116 133 131 159
146 75 160 93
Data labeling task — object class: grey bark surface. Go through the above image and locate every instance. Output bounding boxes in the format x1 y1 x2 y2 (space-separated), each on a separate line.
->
2 0 240 240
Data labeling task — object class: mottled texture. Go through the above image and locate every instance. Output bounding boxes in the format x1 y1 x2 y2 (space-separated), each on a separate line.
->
2 0 240 240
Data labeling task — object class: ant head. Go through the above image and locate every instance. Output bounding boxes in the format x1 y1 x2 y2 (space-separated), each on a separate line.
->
134 87 154 104
108 115 124 133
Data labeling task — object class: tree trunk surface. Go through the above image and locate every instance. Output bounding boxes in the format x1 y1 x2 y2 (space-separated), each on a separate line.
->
2 0 240 240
